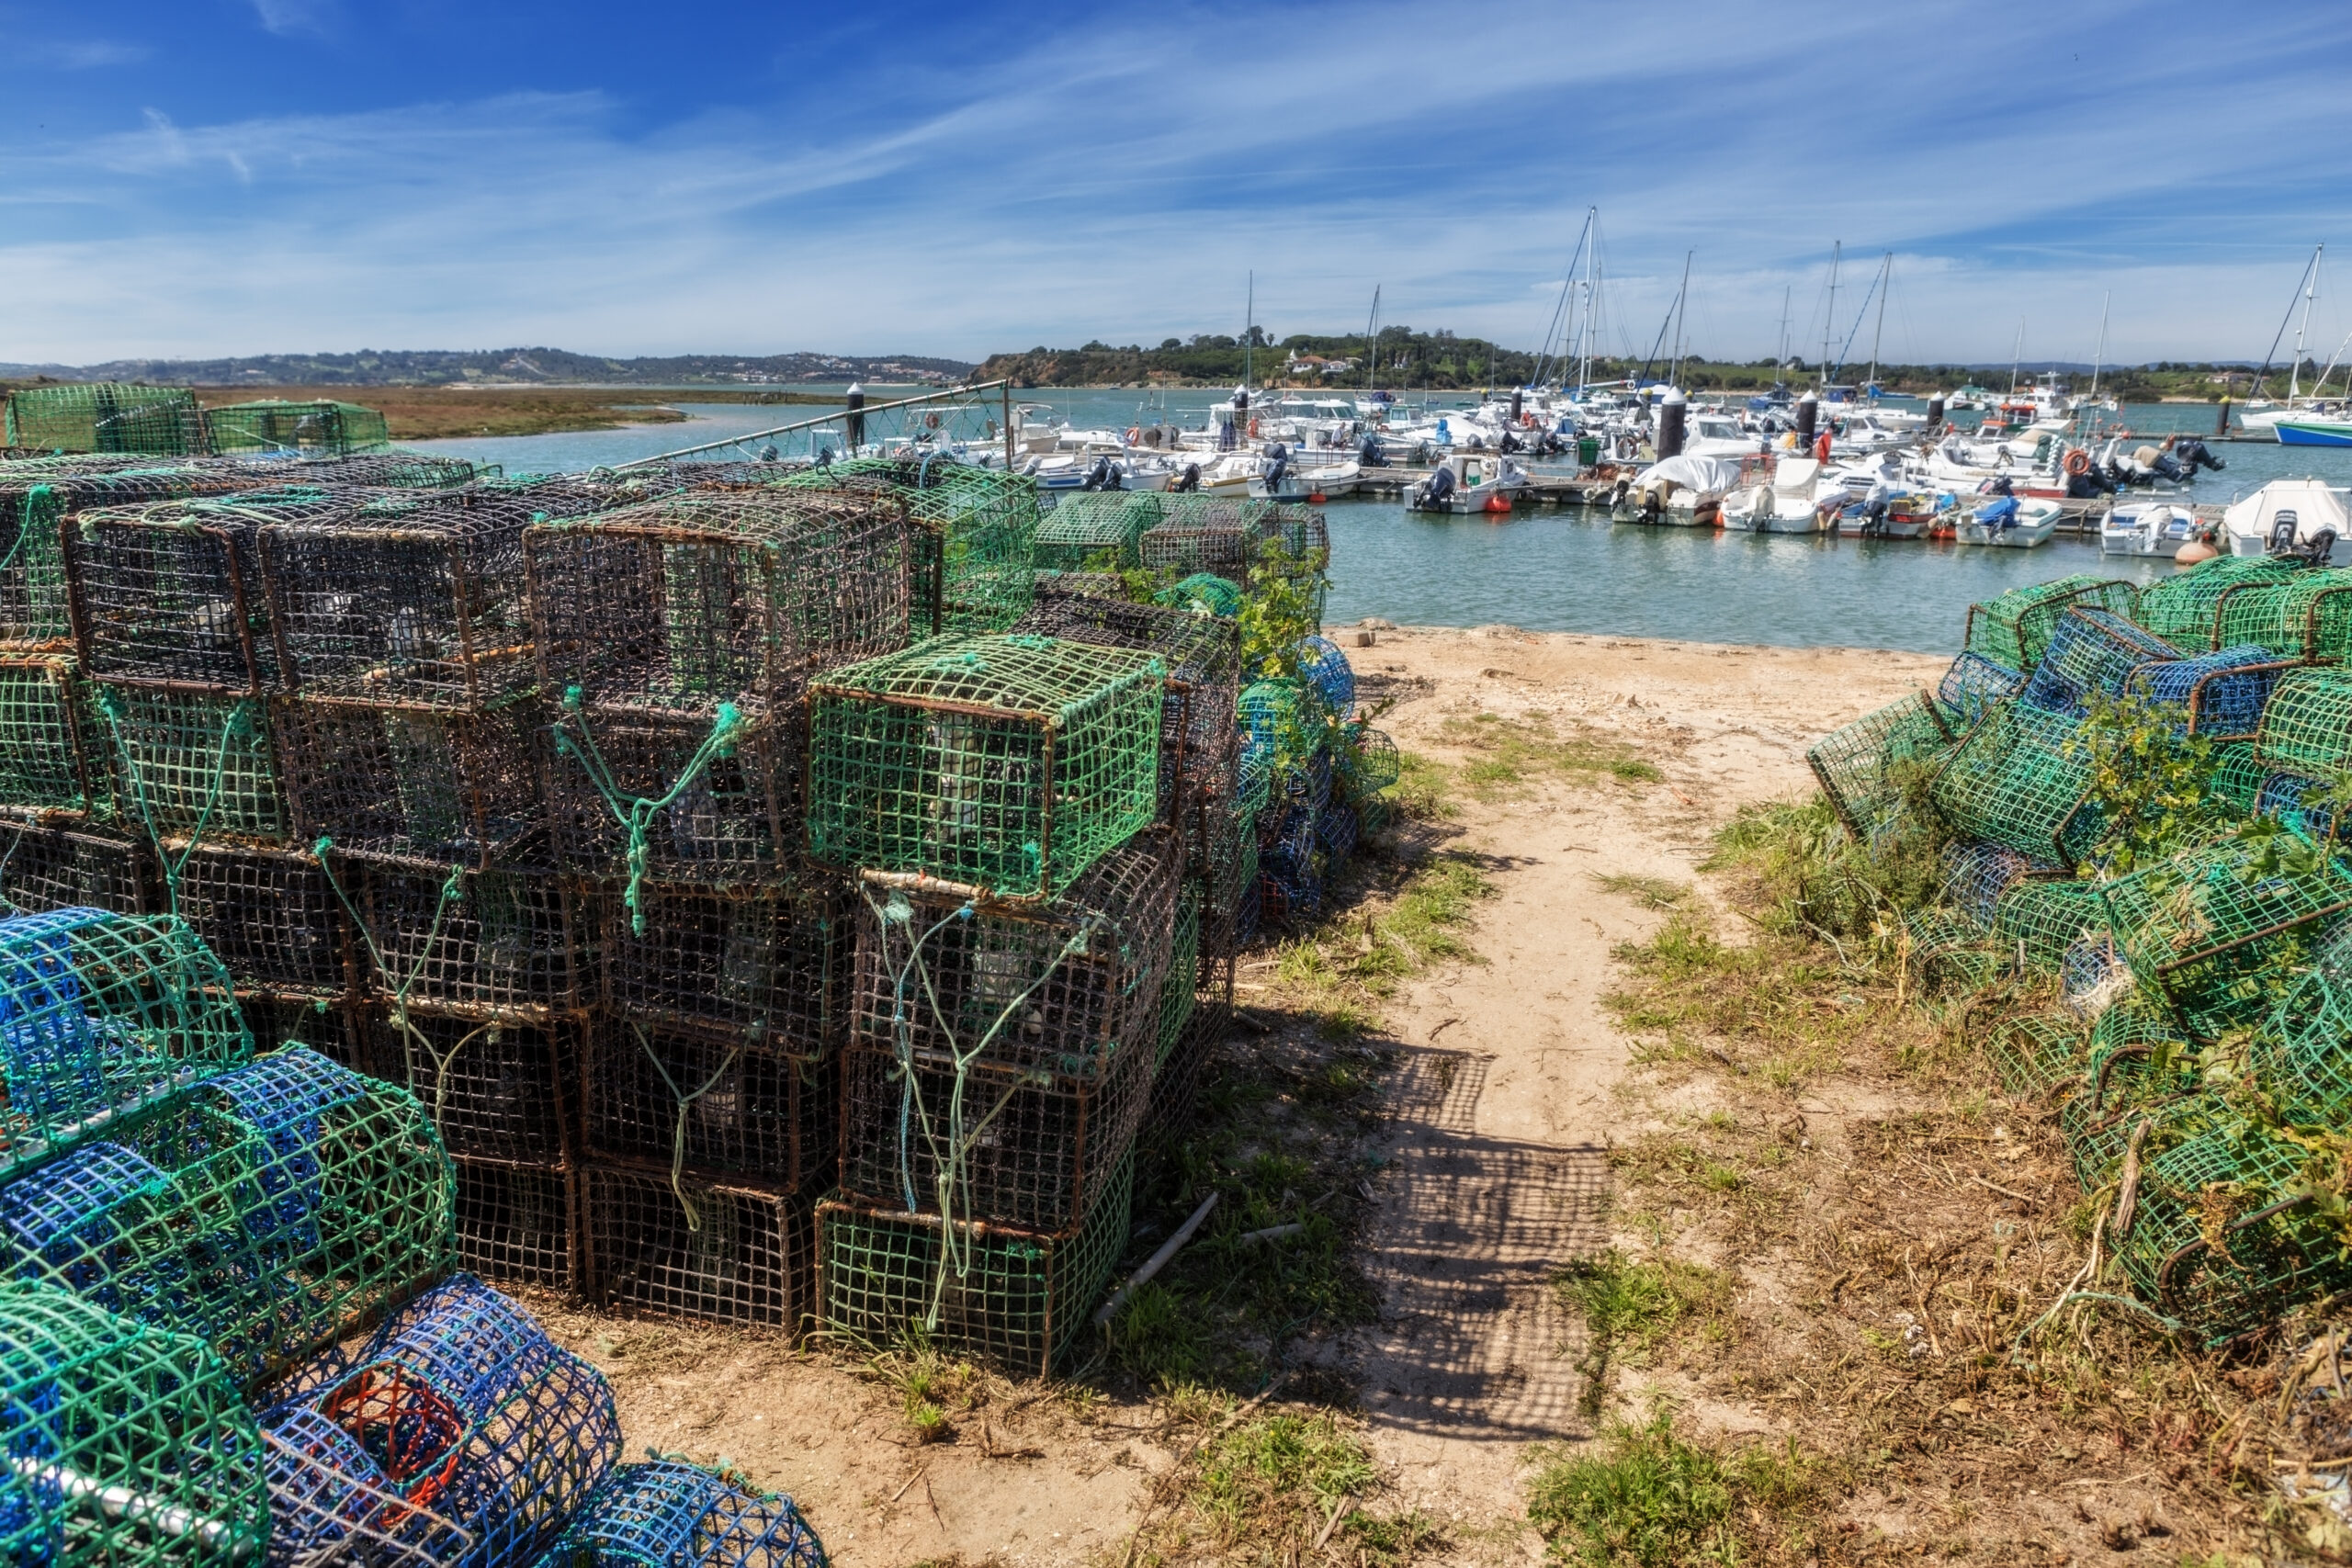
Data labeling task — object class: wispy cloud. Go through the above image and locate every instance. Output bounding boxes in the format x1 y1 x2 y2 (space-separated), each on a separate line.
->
16 39 151 69
246 0 333 37
1 0 2344 364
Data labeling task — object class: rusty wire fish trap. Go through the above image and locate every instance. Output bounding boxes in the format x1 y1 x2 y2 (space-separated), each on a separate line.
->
449 1153 581 1292
0 1280 270 1568
164 839 355 1000
334 853 601 1020
781 458 1041 634
605 881 849 1052
583 1163 817 1330
583 1013 838 1193
358 1002 582 1167
0 824 156 918
283 694 546 870
1033 491 1161 572
92 685 288 845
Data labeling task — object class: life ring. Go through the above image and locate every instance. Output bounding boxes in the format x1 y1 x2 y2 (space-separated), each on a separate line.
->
1125 427 1140 445
2064 449 2091 477
1249 418 1261 439
923 412 941 429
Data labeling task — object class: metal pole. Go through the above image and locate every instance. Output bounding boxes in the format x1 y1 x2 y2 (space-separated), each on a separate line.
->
1001 382 1013 469
610 380 1014 469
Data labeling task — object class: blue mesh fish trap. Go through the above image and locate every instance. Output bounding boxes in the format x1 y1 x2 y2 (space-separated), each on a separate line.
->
2256 772 2345 844
0 907 248 1187
537 1459 829 1568
0 1045 453 1390
0 1280 270 1568
1291 637 1355 716
2016 608 2180 719
261 1273 620 1568
1933 651 2027 731
1938 841 2049 930
2125 646 2291 741
1316 801 1359 861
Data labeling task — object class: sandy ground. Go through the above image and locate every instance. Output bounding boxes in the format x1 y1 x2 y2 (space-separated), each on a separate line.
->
528 626 1947 1566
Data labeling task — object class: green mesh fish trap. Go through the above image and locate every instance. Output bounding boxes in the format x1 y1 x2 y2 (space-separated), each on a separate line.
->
1963 575 2137 670
605 883 849 1054
1934 651 2027 730
2256 666 2352 778
1902 908 2003 995
2249 925 2352 1122
1156 572 1242 619
95 684 287 843
807 635 1166 901
2254 771 2343 845
584 1014 837 1192
0 908 247 1187
781 457 1041 635
261 480 614 710
544 706 800 895
1807 691 1951 843
1138 525 1250 581
164 839 354 999
2060 931 2139 1020
450 1153 580 1292
2211 741 2267 812
2126 647 2292 741
2017 608 2180 718
2056 1006 2201 1181
541 1459 828 1568
1992 877 2107 973
1033 492 1161 571
2212 570 2352 660
0 656 108 821
360 1002 583 1164
524 489 916 719
2133 556 2306 650
3 386 207 458
583 1162 816 1330
281 695 545 871
1929 700 2100 863
0 468 241 647
1986 1012 2085 1103
203 400 390 457
258 1273 618 1568
0 1046 455 1389
817 1148 1130 1377
2099 831 2352 1039
344 856 600 1020
2109 1108 2352 1344
0 825 155 917
0 1280 269 1568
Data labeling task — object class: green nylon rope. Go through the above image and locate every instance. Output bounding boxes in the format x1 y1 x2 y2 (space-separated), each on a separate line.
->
96 688 257 917
550 686 747 934
628 1019 742 1233
314 838 470 1118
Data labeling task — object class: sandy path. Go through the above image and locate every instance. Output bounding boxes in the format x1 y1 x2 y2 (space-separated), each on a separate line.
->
1330 626 1942 1556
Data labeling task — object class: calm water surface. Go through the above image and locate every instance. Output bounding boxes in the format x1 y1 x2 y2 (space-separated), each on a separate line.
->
413 395 2352 655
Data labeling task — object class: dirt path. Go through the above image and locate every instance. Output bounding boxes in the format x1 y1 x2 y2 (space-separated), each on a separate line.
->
1329 626 1942 1558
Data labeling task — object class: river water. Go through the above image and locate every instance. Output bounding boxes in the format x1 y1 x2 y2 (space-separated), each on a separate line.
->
409 389 2352 655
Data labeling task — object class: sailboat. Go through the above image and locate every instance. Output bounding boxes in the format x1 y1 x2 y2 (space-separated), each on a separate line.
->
2239 246 2349 438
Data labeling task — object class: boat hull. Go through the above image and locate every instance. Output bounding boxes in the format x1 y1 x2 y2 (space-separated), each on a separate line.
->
2276 420 2352 447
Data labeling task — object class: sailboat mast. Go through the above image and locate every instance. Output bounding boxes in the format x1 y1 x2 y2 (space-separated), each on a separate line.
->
2291 243 2323 400
1244 271 1253 392
1580 206 1597 396
1821 242 1841 392
1363 285 1381 395
1866 252 1890 390
1669 250 1692 387
2091 290 2110 399
2008 319 2024 396
1776 285 1792 378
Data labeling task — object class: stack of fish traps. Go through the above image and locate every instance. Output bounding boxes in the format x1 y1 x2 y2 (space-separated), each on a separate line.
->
0 446 830 1568
1804 558 2352 1345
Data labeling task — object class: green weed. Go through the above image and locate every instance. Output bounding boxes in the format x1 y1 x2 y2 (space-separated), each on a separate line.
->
1558 1250 1734 1417
1526 1415 1831 1568
1192 1413 1378 1542
1439 712 1663 800
1591 873 1690 909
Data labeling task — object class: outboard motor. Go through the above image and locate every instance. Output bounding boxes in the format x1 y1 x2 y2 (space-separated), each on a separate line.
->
1421 463 1457 511
762 444 780 462
2175 436 2225 474
2269 511 2302 555
2301 526 2339 565
1359 434 1387 468
1498 430 1523 454
1979 475 2016 498
1926 395 1945 428
1082 455 1114 491
1172 463 1202 493
2150 451 2188 483
1262 443 1291 492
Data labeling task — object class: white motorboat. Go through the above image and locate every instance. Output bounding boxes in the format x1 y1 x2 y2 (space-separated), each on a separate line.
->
2222 479 2350 558
1612 453 1744 526
2099 500 2204 557
1682 412 1765 459
1953 495 2062 547
1720 457 1830 533
1407 452 1530 513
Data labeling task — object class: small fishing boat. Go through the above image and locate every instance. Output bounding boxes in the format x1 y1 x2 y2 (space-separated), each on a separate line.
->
1407 452 1529 513
1720 457 1831 533
2222 478 2350 558
1611 453 1742 527
2275 416 2352 448
1953 494 2061 547
2099 500 2203 557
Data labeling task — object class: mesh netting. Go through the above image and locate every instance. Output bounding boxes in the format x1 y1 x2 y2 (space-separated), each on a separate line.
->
1933 651 2027 731
817 1147 1131 1377
1809 691 1951 842
3 386 207 457
1903 908 2004 995
607 884 848 1053
2212 570 2352 660
2127 646 2290 740
2060 931 2134 1020
1986 1012 2085 1103
1991 877 2107 973
1031 570 1126 602
808 635 1166 900
2100 832 2352 1039
203 400 390 457
0 1046 454 1389
1939 841 2051 930
283 696 545 870
96 685 287 842
1032 492 1160 572
2211 741 2268 812
2058 1043 2207 1194
2250 924 2352 1122
1156 572 1242 618
0 657 107 821
0 908 246 1186
1148 982 1224 1140
526 489 914 719
1963 575 2138 669
360 1003 582 1164
544 707 798 897
548 1460 827 1568
258 1273 617 1568
166 840 355 998
0 1280 270 1568
2017 608 2180 718
0 825 154 917
1292 637 1357 716
2256 771 2344 844
779 458 1039 635
2110 1108 2352 1344
582 1163 816 1329
451 1153 578 1292
1138 525 1250 581
2257 667 2352 778
1929 700 2100 863
238 993 362 1068
2133 556 2306 649
342 854 600 1020
584 1015 837 1192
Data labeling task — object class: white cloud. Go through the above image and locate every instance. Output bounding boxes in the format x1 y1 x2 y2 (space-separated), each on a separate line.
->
246 0 332 37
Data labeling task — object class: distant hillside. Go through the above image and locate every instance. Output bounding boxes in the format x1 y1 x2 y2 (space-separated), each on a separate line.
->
0 347 975 389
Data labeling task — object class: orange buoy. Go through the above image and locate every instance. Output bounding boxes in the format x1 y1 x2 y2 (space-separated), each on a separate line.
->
2176 540 2220 567
1483 493 1511 514
1308 491 1327 504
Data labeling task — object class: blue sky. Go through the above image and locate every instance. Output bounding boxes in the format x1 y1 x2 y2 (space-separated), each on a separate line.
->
3 1 2347 367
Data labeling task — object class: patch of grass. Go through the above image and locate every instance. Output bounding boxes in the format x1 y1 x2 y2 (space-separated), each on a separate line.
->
862 1332 986 1444
1189 1412 1379 1552
1591 873 1690 909
1526 1414 1832 1568
1439 712 1663 800
1391 747 1453 820
1558 1250 1735 1417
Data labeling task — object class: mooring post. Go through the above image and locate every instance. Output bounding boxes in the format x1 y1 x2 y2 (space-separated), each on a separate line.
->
844 382 865 454
2217 396 2230 438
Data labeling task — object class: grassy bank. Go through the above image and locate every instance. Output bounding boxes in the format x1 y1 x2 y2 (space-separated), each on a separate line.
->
175 384 851 441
